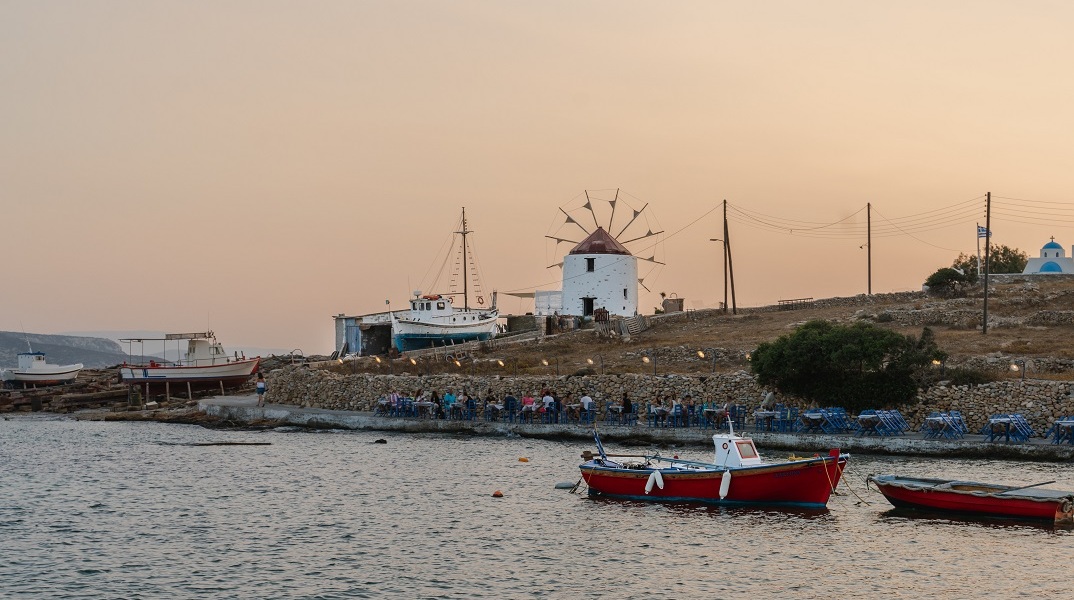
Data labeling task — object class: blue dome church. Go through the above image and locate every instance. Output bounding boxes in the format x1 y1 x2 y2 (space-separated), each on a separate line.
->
1022 237 1074 274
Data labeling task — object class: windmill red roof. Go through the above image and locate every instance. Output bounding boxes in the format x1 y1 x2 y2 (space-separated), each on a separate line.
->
569 227 632 255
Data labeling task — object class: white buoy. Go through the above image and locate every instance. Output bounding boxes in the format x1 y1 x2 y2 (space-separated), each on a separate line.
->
645 470 665 494
719 470 732 499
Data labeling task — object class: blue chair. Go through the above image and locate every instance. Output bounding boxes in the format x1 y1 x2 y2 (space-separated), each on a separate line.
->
501 397 518 423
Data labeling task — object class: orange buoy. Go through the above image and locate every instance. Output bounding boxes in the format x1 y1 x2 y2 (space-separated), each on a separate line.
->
518 457 529 462
492 490 504 498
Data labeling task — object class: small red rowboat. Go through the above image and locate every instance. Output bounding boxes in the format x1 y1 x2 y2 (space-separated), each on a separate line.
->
867 474 1074 525
579 428 848 509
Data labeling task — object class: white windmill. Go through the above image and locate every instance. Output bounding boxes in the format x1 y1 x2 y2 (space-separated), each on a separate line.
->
542 189 665 317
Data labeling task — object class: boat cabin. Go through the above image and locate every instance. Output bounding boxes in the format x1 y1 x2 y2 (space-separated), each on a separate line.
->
712 434 762 468
182 337 234 366
16 352 48 371
408 294 453 317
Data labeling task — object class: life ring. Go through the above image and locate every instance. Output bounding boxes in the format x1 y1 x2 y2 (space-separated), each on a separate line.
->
477 296 485 305
721 442 729 450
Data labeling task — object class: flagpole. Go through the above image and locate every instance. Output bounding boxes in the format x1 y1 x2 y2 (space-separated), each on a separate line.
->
982 193 991 335
976 222 982 279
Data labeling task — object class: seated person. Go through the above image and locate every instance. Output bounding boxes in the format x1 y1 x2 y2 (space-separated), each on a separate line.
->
520 393 537 421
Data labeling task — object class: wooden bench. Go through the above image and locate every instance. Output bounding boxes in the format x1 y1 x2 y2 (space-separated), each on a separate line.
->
777 298 814 310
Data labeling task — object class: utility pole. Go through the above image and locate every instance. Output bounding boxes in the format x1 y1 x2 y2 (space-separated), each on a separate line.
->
867 202 872 295
982 192 991 334
724 200 737 314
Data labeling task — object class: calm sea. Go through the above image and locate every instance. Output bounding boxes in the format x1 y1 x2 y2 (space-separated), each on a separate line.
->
3 416 1072 599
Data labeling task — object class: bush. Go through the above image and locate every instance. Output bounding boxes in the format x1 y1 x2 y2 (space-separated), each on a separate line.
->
940 367 995 387
750 320 946 412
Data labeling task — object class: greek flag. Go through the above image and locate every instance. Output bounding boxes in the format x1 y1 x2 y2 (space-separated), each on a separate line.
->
977 225 991 239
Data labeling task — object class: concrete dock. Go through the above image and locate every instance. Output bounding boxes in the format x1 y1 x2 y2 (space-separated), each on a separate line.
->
199 396 1074 462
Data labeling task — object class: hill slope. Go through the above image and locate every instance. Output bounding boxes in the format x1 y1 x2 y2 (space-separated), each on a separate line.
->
0 331 131 369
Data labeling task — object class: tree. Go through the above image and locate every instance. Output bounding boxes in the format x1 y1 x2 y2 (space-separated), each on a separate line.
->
951 245 1028 282
750 320 946 412
924 267 972 298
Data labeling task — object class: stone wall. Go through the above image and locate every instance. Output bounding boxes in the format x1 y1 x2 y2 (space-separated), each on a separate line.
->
267 366 1074 435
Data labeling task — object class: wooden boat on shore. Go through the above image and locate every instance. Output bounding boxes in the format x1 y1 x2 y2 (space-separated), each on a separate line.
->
867 474 1074 525
118 331 259 392
1 351 83 386
579 428 848 509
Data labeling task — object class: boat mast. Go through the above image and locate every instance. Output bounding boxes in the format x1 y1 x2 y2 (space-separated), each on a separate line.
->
459 207 470 311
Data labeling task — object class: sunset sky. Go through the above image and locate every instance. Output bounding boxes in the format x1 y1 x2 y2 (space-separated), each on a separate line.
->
4 2 1074 353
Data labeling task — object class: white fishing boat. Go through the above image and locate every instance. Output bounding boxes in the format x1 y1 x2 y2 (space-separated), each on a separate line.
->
1 352 83 386
391 292 499 352
118 331 260 391
391 208 499 352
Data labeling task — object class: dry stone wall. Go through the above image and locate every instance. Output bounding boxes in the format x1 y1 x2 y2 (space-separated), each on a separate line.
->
268 366 1074 435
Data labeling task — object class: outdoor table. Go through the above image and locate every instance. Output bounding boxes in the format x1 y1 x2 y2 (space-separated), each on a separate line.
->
754 410 777 431
703 408 727 427
799 412 825 433
987 417 1012 443
1054 420 1074 445
922 416 948 438
414 401 435 418
857 414 882 435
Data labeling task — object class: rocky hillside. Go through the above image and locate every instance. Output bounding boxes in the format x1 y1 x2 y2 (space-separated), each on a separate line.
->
0 331 131 369
319 274 1074 380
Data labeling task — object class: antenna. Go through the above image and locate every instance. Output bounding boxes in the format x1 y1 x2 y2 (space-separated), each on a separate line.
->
20 321 32 352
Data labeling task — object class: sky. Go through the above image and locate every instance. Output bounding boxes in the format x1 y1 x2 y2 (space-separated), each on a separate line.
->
4 1 1074 353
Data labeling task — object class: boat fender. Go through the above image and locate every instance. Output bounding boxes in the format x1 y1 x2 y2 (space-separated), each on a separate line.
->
645 470 665 494
719 470 732 499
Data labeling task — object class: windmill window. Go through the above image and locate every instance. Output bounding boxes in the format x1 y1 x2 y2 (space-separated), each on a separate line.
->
623 288 628 299
586 258 595 272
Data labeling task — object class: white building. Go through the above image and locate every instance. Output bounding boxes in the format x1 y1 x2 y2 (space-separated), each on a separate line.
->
556 227 639 317
1022 237 1074 274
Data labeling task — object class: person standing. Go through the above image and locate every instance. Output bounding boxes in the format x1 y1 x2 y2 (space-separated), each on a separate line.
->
255 372 266 407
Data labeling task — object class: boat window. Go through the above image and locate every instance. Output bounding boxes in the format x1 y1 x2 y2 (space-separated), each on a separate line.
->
735 440 759 459
437 302 445 309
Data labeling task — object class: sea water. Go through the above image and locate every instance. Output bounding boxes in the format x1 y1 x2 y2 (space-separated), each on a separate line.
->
2 416 1072 598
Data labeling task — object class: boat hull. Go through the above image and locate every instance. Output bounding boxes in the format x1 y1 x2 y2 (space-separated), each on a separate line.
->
868 475 1074 524
391 313 499 352
119 357 260 390
1 364 83 385
581 452 847 509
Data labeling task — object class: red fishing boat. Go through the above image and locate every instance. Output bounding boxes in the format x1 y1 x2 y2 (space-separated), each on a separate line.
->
867 474 1074 525
579 429 848 509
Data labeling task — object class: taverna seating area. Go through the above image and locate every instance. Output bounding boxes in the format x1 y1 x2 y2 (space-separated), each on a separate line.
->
370 395 1070 445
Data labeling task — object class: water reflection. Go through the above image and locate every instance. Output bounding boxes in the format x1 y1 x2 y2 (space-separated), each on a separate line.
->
878 507 1068 534
586 495 831 521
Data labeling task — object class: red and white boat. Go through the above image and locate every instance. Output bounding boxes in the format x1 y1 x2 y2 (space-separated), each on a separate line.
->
579 428 848 509
867 474 1074 525
119 331 260 391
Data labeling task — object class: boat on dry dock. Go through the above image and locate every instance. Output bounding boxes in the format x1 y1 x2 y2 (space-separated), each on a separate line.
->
118 331 259 392
1 351 83 386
